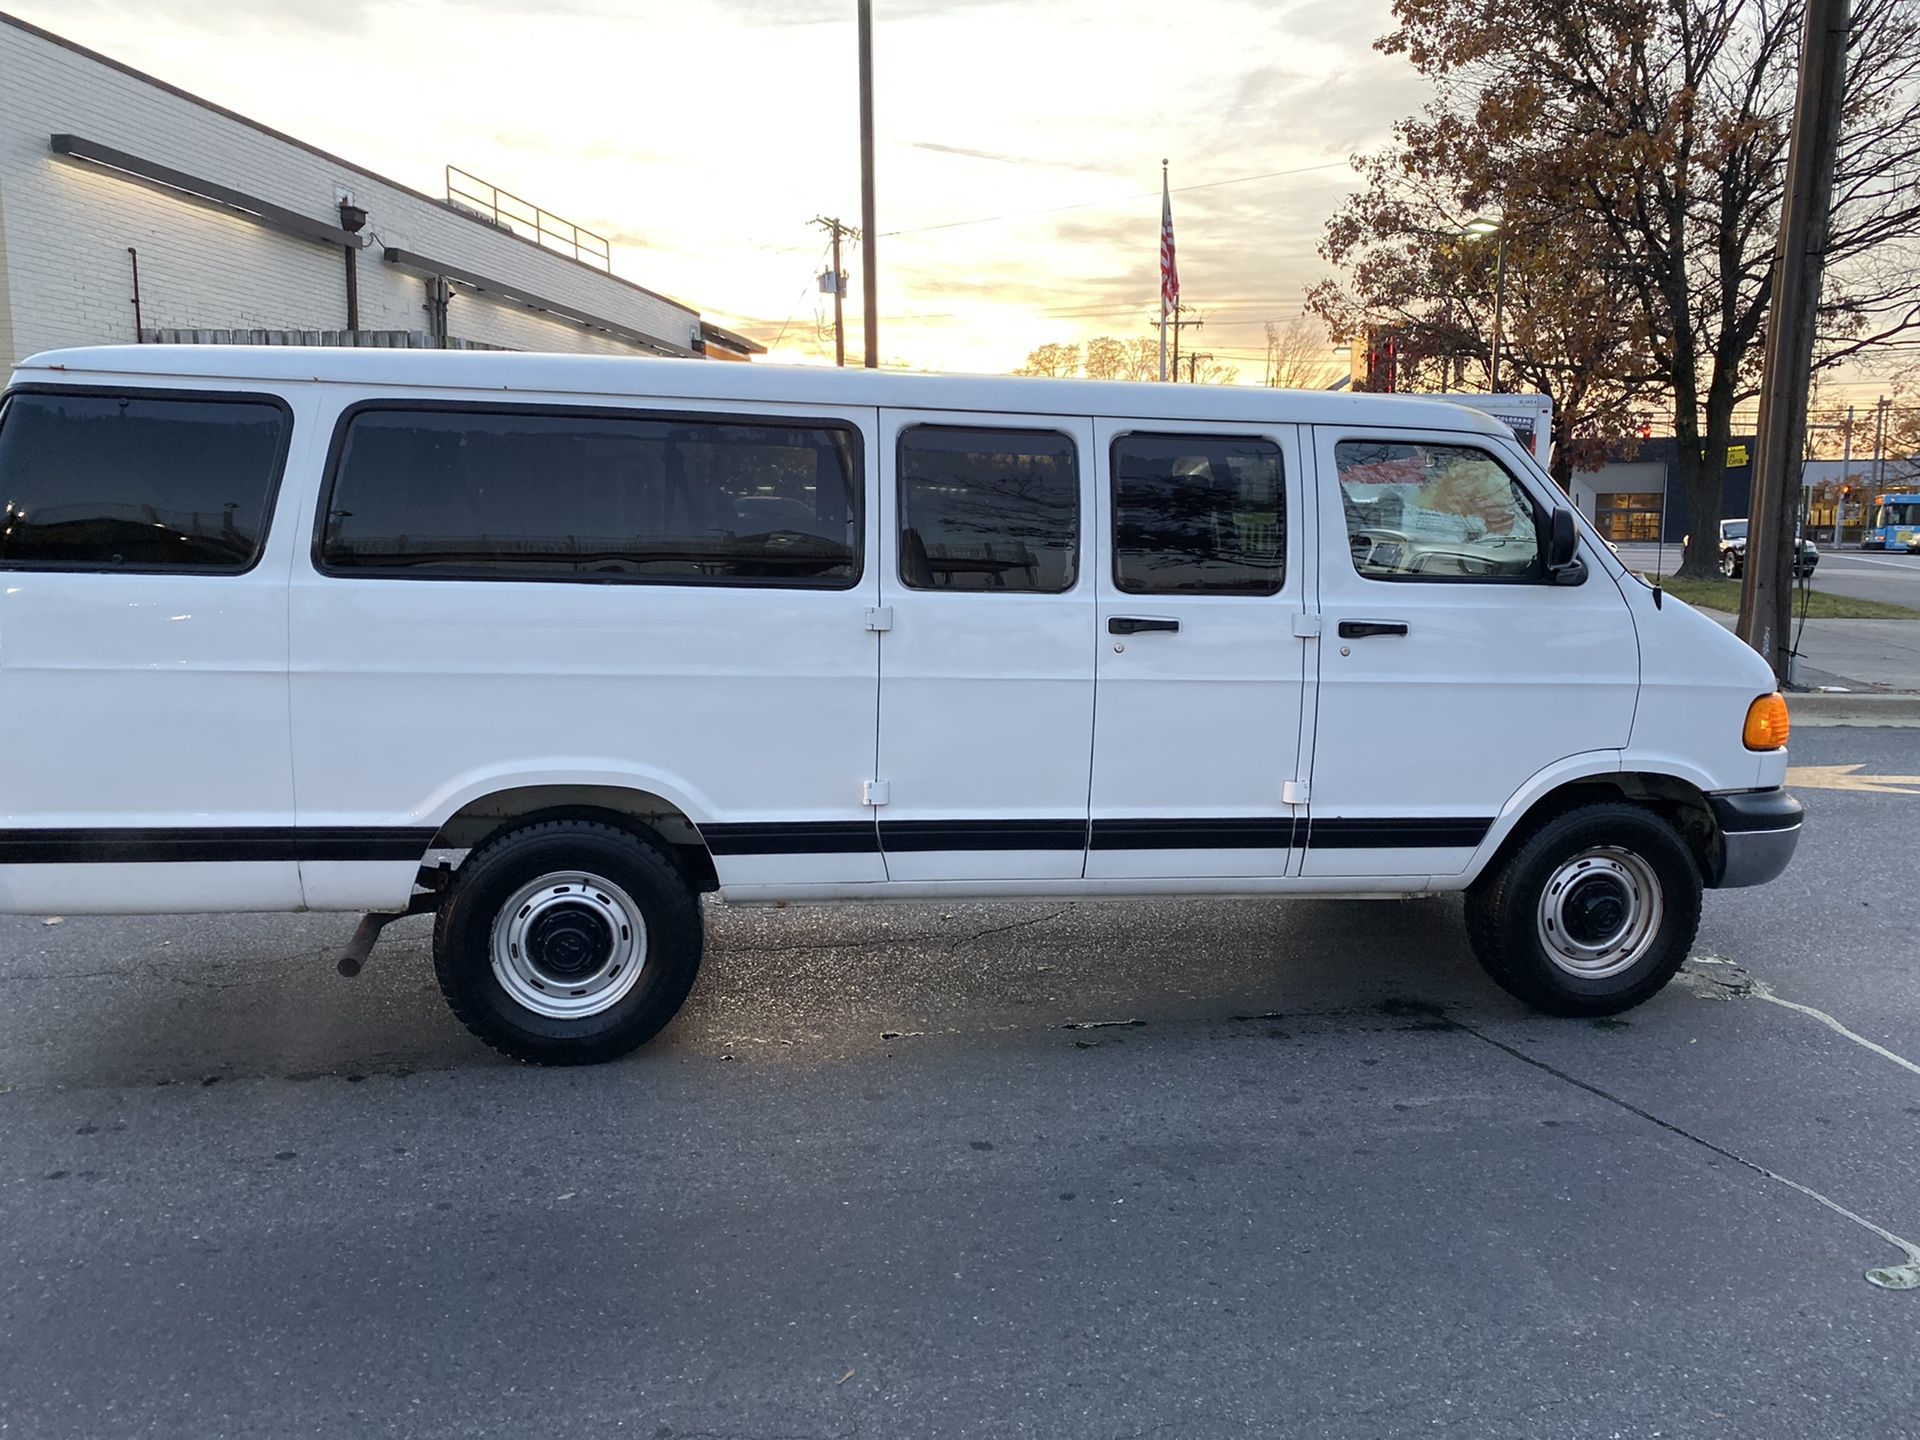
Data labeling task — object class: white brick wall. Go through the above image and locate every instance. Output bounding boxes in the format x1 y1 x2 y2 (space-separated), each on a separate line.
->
0 15 708 366
0 166 15 358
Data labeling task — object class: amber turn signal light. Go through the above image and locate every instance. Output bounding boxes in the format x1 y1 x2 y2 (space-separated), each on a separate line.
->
1743 692 1791 751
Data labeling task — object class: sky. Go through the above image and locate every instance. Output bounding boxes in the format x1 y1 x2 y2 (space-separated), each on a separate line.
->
10 0 1416 380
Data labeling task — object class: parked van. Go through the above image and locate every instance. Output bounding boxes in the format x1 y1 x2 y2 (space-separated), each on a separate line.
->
0 347 1801 1063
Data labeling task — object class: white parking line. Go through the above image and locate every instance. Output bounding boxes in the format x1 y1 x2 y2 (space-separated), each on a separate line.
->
1752 985 1920 1077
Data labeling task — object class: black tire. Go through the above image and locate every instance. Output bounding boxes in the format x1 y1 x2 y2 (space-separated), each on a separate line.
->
1718 550 1740 578
433 819 703 1065
1464 802 1701 1017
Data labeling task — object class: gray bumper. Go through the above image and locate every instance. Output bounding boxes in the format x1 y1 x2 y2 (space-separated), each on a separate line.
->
1709 789 1803 889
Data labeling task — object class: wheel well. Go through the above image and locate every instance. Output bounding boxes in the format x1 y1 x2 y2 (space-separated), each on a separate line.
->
426 785 720 893
1487 773 1719 884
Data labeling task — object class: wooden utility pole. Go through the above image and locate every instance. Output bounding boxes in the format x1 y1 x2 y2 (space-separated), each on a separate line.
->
811 216 854 366
857 0 878 369
1737 0 1852 685
1185 351 1212 384
1162 308 1202 381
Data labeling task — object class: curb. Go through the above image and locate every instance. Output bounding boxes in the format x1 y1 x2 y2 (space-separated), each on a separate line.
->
1788 691 1920 726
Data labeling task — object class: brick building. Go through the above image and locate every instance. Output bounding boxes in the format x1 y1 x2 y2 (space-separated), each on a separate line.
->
0 11 762 365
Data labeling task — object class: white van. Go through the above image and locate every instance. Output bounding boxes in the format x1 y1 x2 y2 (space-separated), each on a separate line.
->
0 347 1800 1063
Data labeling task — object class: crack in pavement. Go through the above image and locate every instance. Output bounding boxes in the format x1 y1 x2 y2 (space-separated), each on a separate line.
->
1450 1015 1920 1290
712 905 1073 960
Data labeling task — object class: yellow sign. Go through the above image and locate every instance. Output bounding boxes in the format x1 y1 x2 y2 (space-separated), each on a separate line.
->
1728 445 1750 468
1787 765 1920 796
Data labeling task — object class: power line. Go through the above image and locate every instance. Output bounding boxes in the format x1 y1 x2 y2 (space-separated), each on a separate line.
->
769 237 837 355
879 159 1352 238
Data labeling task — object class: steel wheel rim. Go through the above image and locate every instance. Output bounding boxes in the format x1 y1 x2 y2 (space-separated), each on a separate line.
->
1536 847 1663 980
490 870 647 1019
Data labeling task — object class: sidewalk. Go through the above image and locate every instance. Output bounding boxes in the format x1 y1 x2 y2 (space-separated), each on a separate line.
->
1704 611 1920 692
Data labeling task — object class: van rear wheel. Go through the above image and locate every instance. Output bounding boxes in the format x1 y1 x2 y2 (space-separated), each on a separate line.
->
1464 802 1700 1017
433 819 702 1065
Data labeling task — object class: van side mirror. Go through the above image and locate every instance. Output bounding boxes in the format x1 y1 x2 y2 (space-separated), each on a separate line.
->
1546 508 1585 584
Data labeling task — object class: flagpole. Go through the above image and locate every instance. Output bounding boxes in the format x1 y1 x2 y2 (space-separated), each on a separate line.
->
1158 158 1169 382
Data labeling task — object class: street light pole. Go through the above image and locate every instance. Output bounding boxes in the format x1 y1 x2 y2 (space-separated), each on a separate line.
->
1836 406 1853 546
1461 216 1506 393
1490 232 1507 393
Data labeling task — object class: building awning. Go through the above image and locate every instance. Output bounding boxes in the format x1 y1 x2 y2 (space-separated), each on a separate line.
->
699 321 768 360
382 248 697 358
50 133 363 248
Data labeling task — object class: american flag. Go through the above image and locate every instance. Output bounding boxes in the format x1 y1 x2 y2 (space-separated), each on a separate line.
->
1160 172 1179 311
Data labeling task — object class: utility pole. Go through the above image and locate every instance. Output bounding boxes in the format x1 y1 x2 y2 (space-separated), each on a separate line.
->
1185 351 1212 384
857 0 878 369
811 216 855 366
1159 309 1202 382
1737 0 1851 686
1871 395 1890 493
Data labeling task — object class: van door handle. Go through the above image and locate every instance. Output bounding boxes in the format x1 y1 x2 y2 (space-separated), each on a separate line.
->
1337 620 1409 639
1109 616 1180 635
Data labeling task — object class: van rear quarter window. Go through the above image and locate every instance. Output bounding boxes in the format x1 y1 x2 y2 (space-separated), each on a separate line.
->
318 405 861 587
0 390 288 572
897 425 1079 593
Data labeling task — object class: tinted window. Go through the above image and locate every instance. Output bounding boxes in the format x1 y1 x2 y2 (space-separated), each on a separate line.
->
0 390 287 572
1335 440 1544 581
320 407 860 586
1112 434 1284 595
898 426 1078 592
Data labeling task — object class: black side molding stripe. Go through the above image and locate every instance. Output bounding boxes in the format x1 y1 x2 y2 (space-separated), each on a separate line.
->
1307 818 1492 849
0 827 438 864
1091 818 1295 850
0 817 1492 865
883 819 1088 851
702 821 881 856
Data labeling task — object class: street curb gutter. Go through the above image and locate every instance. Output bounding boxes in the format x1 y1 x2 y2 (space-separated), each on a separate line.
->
1788 692 1920 727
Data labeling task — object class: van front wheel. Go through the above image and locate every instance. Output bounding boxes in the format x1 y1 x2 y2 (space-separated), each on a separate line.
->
433 820 703 1064
1464 803 1700 1017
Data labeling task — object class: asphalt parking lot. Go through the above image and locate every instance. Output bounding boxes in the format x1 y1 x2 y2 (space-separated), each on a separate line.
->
3 724 1918 1439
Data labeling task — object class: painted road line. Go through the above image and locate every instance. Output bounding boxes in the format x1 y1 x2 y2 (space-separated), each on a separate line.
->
1785 764 1920 794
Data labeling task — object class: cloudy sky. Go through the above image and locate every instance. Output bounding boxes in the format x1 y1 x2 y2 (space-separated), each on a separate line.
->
12 0 1419 378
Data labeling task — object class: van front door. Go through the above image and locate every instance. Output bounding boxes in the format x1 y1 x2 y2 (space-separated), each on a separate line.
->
1085 422 1308 879
1305 426 1639 877
874 411 1095 882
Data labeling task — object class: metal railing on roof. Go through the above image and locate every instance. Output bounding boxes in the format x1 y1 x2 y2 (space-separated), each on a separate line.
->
444 165 611 272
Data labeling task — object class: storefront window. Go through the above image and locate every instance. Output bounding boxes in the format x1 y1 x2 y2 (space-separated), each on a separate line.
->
1594 492 1663 542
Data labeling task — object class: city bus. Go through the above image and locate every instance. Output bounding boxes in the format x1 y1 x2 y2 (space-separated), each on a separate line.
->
1863 493 1920 551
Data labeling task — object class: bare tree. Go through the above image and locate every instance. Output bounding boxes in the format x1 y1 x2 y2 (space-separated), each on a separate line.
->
1012 342 1081 378
1262 317 1341 389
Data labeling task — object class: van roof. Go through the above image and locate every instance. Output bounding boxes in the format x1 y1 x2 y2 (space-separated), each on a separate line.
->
12 345 1511 435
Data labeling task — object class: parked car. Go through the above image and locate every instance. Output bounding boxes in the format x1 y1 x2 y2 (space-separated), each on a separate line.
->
0 346 1802 1063
1712 518 1819 579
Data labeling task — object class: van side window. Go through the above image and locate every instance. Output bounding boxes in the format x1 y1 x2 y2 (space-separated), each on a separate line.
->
318 406 861 587
1112 433 1284 595
897 426 1078 592
1335 440 1544 581
0 390 288 573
